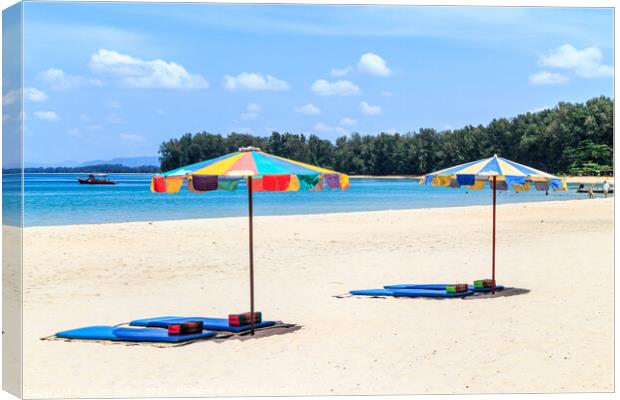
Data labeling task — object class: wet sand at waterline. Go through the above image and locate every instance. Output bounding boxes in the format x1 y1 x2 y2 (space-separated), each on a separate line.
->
22 199 613 397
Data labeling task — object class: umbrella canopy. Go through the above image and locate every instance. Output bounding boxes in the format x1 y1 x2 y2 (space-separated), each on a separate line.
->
419 154 567 191
159 146 349 190
419 154 567 293
151 146 349 333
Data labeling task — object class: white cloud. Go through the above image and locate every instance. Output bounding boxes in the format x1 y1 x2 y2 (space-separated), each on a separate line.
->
39 68 102 90
358 53 391 76
90 49 209 89
33 110 59 121
294 103 321 115
156 109 166 115
85 124 104 130
340 117 357 126
240 113 257 121
360 101 382 115
528 71 569 85
3 88 48 105
330 66 352 77
231 126 253 134
68 128 81 137
381 91 393 97
311 79 360 96
120 133 144 142
106 113 124 124
313 122 347 136
24 88 47 102
241 103 262 120
80 114 91 122
224 72 289 91
540 44 613 78
105 100 121 108
246 103 262 113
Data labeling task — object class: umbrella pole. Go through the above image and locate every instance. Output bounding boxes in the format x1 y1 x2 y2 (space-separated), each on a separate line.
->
492 176 496 295
248 176 255 335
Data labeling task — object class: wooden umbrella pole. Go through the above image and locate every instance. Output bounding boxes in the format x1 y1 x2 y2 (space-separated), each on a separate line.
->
248 176 255 335
492 176 497 295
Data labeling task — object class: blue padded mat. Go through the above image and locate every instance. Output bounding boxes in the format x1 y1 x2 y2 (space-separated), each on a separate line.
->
384 284 504 292
384 284 448 290
56 326 118 341
113 328 215 342
392 289 474 298
55 326 216 343
129 316 276 332
350 288 473 298
56 326 216 343
349 289 395 296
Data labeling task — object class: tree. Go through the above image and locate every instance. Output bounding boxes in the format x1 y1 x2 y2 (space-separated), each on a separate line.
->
158 96 613 176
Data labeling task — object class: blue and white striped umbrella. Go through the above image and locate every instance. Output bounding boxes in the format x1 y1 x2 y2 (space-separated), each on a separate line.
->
419 154 567 294
419 154 567 191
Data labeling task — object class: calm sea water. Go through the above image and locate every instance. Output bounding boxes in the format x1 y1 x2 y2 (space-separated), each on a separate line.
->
13 173 594 226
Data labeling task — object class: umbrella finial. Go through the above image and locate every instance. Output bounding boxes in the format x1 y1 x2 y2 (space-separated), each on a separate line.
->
239 146 261 152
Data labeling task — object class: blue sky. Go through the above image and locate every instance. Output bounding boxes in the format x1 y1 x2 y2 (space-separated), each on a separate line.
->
18 3 614 164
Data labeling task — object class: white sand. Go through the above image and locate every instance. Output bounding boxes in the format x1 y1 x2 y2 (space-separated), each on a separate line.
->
21 199 613 397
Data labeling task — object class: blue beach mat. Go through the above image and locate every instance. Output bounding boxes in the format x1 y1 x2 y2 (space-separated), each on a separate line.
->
129 316 276 333
55 325 216 343
55 326 118 341
392 289 474 298
384 283 504 292
350 289 395 296
350 288 474 298
113 328 216 342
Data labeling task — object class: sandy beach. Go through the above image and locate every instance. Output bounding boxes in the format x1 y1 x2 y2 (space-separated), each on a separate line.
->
21 198 613 397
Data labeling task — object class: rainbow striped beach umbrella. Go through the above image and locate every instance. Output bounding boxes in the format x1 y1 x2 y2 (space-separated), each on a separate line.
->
151 146 349 333
419 154 568 293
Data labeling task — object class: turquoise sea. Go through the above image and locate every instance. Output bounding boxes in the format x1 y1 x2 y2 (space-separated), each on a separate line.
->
5 173 598 227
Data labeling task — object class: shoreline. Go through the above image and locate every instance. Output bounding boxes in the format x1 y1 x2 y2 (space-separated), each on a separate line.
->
23 197 607 229
13 172 615 184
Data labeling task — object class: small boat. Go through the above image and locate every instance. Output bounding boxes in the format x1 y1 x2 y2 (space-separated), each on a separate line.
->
77 174 117 185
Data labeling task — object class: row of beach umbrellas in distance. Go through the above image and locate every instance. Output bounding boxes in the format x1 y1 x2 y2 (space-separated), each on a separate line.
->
150 146 568 334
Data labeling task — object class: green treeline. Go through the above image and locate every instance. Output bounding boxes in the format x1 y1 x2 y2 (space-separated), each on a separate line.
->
159 96 613 176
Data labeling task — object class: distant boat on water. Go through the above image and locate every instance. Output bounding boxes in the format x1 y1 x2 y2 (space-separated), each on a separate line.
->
77 173 117 185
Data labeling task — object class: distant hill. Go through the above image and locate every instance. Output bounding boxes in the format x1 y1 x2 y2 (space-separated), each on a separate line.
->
5 164 160 174
24 160 80 168
24 156 160 169
78 156 160 168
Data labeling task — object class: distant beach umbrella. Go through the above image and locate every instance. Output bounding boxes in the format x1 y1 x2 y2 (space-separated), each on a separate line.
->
151 146 350 334
419 154 568 293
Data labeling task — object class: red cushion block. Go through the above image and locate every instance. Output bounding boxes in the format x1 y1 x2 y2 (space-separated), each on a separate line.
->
168 321 204 335
228 312 262 326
